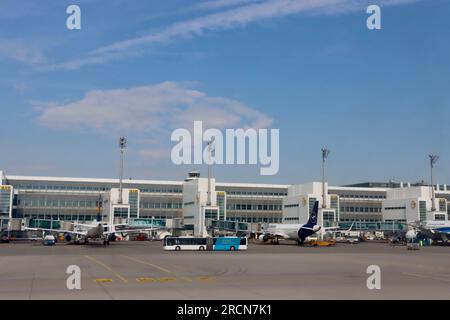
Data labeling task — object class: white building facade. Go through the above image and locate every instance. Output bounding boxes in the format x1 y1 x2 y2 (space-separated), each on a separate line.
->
282 182 338 228
183 177 219 236
382 187 448 223
1 170 450 233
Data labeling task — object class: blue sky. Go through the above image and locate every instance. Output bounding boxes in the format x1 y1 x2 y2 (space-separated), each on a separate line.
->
0 0 449 185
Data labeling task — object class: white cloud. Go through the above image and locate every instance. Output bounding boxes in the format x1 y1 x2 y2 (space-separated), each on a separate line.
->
54 0 421 69
36 82 273 165
37 81 273 133
197 0 264 10
92 0 341 55
0 39 46 66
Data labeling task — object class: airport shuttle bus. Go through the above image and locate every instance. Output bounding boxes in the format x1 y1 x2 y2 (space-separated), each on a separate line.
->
163 236 248 251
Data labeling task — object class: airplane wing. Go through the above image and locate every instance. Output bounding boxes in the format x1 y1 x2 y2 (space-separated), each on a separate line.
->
300 227 317 231
103 227 161 235
323 227 340 231
407 222 450 241
322 223 354 233
259 231 290 240
72 222 126 228
71 223 97 228
273 232 290 239
418 226 449 240
23 227 87 236
101 223 128 228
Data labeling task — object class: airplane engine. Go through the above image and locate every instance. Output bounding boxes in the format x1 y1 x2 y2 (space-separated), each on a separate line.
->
108 233 117 242
258 234 269 242
65 234 72 242
313 225 321 232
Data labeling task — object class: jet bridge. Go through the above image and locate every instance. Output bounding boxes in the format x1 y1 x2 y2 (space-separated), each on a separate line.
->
208 220 262 235
339 221 406 232
128 218 167 228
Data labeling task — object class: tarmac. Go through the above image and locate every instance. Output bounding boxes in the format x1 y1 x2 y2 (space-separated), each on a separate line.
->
0 240 449 300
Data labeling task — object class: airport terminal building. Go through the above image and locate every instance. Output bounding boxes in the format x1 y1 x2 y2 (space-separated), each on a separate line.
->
1 170 450 234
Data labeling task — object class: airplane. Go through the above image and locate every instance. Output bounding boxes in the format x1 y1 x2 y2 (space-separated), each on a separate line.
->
24 221 160 245
257 201 335 245
406 220 450 243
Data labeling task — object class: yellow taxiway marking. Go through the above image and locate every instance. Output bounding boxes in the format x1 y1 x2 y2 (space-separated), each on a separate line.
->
136 277 156 283
157 277 177 283
121 255 193 282
85 255 128 284
121 255 171 273
94 278 113 283
196 276 216 282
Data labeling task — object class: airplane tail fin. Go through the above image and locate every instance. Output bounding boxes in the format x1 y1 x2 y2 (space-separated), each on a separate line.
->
306 201 319 227
298 201 320 242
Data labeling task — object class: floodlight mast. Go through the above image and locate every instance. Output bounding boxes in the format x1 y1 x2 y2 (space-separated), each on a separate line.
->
207 138 215 207
321 148 331 209
118 137 127 205
429 154 439 212
96 193 103 222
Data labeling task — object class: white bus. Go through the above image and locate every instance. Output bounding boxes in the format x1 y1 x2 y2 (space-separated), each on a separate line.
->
163 236 248 251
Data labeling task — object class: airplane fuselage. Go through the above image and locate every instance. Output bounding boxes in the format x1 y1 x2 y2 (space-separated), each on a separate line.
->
259 202 321 245
85 224 105 239
425 221 450 232
263 224 302 240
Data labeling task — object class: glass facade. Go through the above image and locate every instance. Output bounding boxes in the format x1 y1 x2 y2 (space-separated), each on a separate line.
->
330 195 339 216
129 189 139 218
114 207 129 219
140 201 182 209
17 198 97 208
216 191 226 220
419 201 427 222
439 199 447 212
0 186 12 217
340 221 406 231
29 219 61 229
308 197 317 215
3 175 449 226
128 218 166 228
226 203 282 211
339 206 382 213
322 210 336 228
205 208 219 220
211 220 248 231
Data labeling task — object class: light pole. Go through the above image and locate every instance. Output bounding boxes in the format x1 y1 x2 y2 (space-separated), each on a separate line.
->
118 137 127 205
429 154 439 212
207 137 215 207
96 193 103 222
321 148 331 209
